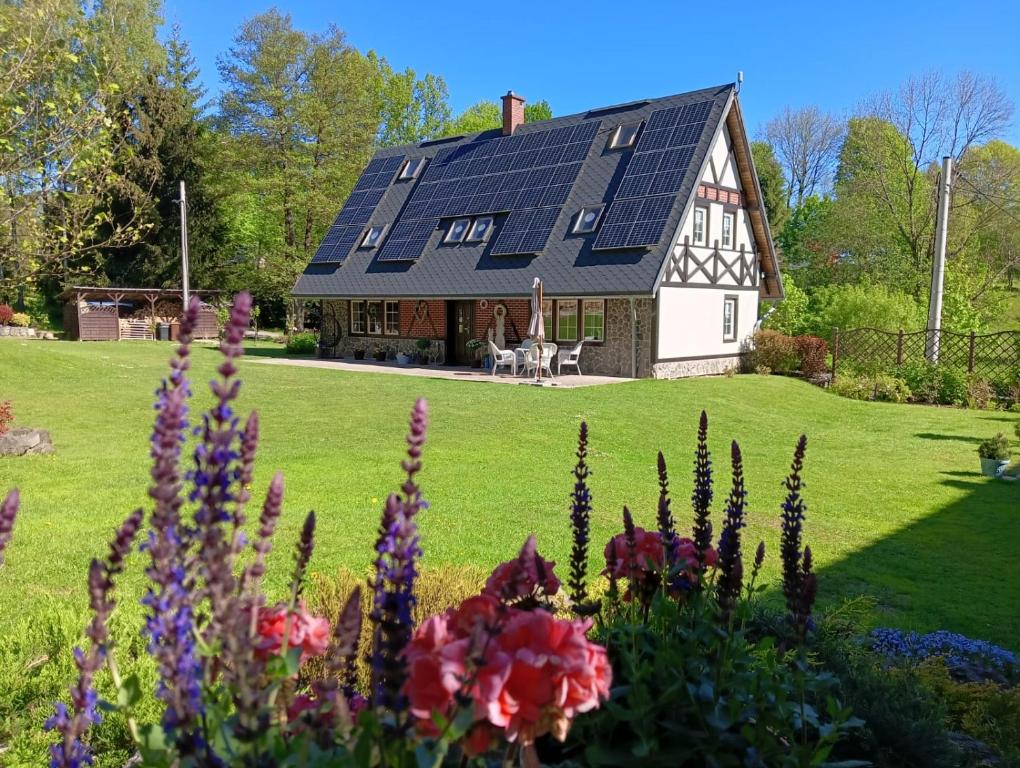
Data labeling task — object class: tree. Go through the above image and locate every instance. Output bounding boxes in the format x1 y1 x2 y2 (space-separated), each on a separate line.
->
446 98 553 136
750 141 790 236
377 67 451 146
763 106 844 206
0 0 158 297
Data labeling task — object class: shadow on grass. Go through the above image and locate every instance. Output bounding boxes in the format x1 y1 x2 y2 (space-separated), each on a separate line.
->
817 472 1019 650
914 432 981 444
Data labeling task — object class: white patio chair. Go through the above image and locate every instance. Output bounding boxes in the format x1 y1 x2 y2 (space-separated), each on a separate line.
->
558 340 584 376
487 340 516 376
524 343 557 378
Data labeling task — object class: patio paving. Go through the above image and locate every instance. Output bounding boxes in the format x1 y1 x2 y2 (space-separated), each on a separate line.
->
248 356 633 388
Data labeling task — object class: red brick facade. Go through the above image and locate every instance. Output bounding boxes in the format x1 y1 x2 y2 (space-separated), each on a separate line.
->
472 299 531 344
397 299 446 339
697 183 742 206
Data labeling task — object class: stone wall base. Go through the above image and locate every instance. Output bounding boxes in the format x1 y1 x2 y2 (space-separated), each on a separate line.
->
652 355 743 379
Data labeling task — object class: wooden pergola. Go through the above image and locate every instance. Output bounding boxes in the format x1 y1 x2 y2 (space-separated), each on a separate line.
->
60 286 221 341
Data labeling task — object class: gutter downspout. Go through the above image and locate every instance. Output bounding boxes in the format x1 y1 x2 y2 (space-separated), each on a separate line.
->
630 297 637 379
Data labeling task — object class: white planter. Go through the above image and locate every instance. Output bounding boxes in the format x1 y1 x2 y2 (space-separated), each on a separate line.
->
979 457 1009 477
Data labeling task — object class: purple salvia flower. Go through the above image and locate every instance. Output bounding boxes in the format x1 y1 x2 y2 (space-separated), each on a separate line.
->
0 488 18 567
691 411 713 583
230 411 259 559
780 436 808 633
241 471 284 598
290 511 316 604
605 537 620 601
142 300 205 747
567 422 592 607
716 441 747 622
655 452 679 568
621 506 638 586
48 510 142 768
370 399 428 714
313 585 363 731
795 546 818 642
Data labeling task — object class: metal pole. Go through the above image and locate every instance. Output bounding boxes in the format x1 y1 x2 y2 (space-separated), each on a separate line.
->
629 298 637 378
179 180 191 308
926 156 952 363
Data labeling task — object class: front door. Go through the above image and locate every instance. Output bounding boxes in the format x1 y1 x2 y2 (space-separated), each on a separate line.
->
447 300 474 365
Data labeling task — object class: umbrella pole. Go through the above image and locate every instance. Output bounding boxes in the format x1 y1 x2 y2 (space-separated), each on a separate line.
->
536 283 543 382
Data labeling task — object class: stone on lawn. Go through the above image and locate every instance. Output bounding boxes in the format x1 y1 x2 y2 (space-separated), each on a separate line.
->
0 427 54 456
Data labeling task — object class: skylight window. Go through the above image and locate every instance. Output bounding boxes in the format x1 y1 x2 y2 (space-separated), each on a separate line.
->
444 218 471 243
608 123 640 149
399 157 427 180
361 225 386 249
573 205 605 234
465 216 494 243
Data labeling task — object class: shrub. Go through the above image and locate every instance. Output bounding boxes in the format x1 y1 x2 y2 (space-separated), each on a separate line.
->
748 329 799 373
899 361 968 405
831 374 911 403
0 304 12 325
937 366 968 406
809 282 926 339
966 377 995 410
285 330 318 354
9 312 30 327
0 401 11 436
794 334 829 377
977 433 1011 460
831 375 874 401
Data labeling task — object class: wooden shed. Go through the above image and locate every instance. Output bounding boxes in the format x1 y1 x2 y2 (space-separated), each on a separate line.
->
60 287 220 341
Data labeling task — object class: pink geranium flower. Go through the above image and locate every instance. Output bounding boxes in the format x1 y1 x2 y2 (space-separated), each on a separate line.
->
483 534 561 604
254 602 331 663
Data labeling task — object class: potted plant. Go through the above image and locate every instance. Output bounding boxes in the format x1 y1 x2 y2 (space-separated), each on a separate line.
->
977 433 1011 477
415 338 431 364
466 339 485 368
373 344 386 362
396 350 411 365
353 346 365 360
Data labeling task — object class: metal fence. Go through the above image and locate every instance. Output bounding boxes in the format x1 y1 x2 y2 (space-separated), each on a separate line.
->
832 327 1020 383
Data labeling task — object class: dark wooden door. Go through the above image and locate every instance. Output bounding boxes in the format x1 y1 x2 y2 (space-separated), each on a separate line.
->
447 300 474 364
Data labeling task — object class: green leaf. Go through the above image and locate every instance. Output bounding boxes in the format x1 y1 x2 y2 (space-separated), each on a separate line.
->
117 673 143 708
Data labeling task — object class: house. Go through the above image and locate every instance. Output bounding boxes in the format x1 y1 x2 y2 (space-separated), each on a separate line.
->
292 82 782 377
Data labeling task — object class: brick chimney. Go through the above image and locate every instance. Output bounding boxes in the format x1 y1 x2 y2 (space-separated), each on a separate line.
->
501 91 525 136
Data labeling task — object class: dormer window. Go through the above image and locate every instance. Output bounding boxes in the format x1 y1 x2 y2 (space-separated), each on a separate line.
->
445 218 470 243
573 205 605 234
399 157 427 180
608 123 640 149
361 225 386 249
466 216 494 243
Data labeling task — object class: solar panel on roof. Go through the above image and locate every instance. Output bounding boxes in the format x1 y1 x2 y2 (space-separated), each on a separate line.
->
491 207 561 256
592 99 714 251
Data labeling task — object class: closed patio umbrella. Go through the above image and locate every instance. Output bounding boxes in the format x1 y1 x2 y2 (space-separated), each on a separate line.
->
527 277 545 382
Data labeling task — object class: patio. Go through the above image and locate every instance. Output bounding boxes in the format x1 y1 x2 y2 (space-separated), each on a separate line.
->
248 355 633 388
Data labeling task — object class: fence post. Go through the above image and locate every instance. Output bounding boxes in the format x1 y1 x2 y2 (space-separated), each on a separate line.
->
968 331 976 373
831 327 840 382
896 330 904 366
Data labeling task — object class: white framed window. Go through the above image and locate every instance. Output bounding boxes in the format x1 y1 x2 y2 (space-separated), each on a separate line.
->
361 225 386 249
399 157 427 180
384 300 399 335
350 300 366 335
445 218 470 243
693 207 707 245
466 216 494 242
582 299 605 341
542 299 553 340
723 296 737 342
573 205 604 234
366 300 383 335
609 123 640 149
721 212 734 249
557 300 578 342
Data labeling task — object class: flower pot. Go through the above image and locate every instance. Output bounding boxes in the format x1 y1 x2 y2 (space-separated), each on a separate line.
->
396 353 411 365
979 457 1009 477
373 352 386 362
470 359 482 369
353 350 365 360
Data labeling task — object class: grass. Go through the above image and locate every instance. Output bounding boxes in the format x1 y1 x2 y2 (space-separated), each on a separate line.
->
0 337 1017 761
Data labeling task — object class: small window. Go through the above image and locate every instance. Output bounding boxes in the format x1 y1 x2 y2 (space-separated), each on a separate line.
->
609 123 640 149
361 225 386 249
445 218 470 243
466 216 494 242
721 212 734 249
351 300 366 335
582 299 605 341
573 205 604 234
384 300 399 335
693 207 707 245
723 296 737 342
557 299 578 342
366 300 383 335
399 157 427 180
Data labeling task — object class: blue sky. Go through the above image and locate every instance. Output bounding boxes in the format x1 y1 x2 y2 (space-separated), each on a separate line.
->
162 0 1020 143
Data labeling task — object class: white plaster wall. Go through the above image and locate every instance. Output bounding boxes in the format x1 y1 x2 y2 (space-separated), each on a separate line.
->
657 286 757 360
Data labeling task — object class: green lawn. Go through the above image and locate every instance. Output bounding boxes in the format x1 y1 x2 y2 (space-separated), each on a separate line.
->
1 338 1015 646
